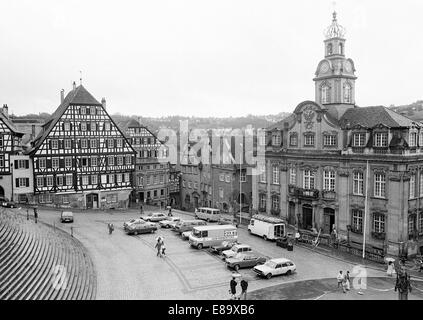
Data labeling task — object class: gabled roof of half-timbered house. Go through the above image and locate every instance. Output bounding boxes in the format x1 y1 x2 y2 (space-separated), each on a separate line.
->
28 84 136 155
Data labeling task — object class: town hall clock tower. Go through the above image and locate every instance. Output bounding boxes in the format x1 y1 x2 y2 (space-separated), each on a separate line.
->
313 12 357 119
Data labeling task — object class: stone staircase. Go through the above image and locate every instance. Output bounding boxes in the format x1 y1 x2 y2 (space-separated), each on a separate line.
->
0 208 96 300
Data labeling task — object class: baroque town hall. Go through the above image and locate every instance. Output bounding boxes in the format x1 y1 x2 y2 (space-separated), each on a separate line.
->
253 12 423 258
28 83 136 209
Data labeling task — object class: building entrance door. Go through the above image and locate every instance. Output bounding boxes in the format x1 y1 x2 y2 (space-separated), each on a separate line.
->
302 204 313 230
288 202 296 225
0 186 4 198
139 192 144 202
86 193 99 209
323 208 335 234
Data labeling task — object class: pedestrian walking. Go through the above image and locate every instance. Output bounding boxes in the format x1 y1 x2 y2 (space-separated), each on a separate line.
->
168 206 172 217
240 278 248 300
155 237 163 257
140 204 143 215
108 223 114 235
341 276 347 293
229 276 237 300
33 207 38 224
345 271 351 291
336 271 343 288
161 243 166 257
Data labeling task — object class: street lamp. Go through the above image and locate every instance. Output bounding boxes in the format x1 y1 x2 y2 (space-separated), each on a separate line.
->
239 142 243 226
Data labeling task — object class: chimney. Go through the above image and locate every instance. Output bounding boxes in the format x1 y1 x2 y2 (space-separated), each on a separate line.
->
101 97 106 109
72 81 76 91
2 104 8 118
60 89 65 103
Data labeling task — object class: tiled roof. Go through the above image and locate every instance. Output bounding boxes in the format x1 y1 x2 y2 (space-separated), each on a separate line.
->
29 85 102 153
0 111 25 136
340 106 419 128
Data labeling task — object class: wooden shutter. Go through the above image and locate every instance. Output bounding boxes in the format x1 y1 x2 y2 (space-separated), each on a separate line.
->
14 160 18 169
25 160 29 169
26 178 29 187
15 178 19 187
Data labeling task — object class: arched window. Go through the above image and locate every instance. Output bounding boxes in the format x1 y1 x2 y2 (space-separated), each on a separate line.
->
321 85 330 104
327 43 333 55
344 83 352 103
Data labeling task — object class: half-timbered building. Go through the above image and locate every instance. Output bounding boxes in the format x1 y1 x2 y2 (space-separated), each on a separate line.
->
0 104 25 200
28 83 136 209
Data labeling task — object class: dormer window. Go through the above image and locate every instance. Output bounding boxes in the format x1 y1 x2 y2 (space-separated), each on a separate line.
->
289 133 298 147
374 132 388 147
409 131 417 147
272 133 281 146
353 133 366 147
323 134 337 147
64 122 71 131
304 133 315 147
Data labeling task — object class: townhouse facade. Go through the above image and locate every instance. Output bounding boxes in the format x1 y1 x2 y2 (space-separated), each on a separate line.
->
28 83 136 209
252 12 423 258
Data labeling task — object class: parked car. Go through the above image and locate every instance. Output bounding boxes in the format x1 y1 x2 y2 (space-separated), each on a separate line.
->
226 253 267 271
253 258 296 279
159 217 181 228
210 240 238 254
142 212 168 222
222 244 252 259
172 220 207 234
60 211 74 223
123 218 144 229
181 231 192 240
125 220 157 235
218 216 239 228
0 197 17 208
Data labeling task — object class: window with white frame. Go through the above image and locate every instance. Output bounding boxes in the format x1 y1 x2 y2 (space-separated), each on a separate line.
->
80 106 86 115
259 194 266 209
323 134 337 147
37 176 44 187
323 170 336 191
225 175 231 183
81 122 87 131
408 215 416 235
344 83 352 103
219 174 225 182
56 175 63 187
116 174 122 183
124 173 130 182
304 134 315 147
374 132 388 147
410 173 416 199
101 175 107 184
321 85 330 104
52 158 59 169
108 156 115 166
107 139 114 148
46 176 54 187
51 139 59 149
409 131 418 147
352 209 363 233
66 175 72 186
126 155 132 165
240 171 246 182
64 122 70 131
353 171 364 195
81 139 88 149
117 156 123 166
289 133 298 146
353 133 366 147
272 166 280 185
39 158 46 169
104 122 111 131
303 170 315 189
272 134 281 146
289 167 296 185
90 139 97 148
373 213 385 233
64 139 72 149
82 175 89 185
116 139 123 148
374 172 386 198
91 157 98 167
91 175 98 185
16 178 29 188
109 174 115 184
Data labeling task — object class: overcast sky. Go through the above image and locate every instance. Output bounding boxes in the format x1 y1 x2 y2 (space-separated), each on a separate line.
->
0 0 422 117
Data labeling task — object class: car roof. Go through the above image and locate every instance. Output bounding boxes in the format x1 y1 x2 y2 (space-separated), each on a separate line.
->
62 211 73 215
234 244 251 248
269 258 292 263
198 207 220 212
193 225 237 231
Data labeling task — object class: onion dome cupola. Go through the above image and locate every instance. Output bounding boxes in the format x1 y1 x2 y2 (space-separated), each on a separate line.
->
314 12 357 113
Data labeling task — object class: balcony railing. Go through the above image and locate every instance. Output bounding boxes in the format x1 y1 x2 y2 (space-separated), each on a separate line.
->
288 185 319 199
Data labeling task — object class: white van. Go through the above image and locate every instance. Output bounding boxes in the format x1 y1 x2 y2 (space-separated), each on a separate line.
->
188 225 238 249
195 207 221 222
248 214 286 241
